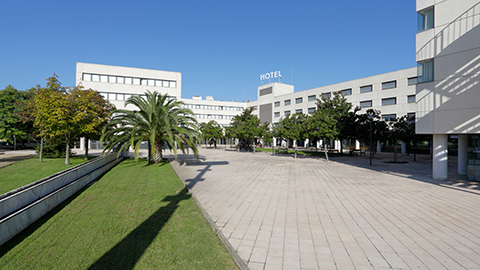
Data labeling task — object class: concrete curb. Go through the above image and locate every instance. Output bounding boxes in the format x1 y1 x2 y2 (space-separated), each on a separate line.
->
170 160 249 270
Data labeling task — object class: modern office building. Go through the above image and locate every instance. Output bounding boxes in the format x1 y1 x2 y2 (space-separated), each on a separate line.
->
415 0 480 180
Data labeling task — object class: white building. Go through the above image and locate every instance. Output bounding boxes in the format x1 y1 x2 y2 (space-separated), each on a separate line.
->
415 0 480 180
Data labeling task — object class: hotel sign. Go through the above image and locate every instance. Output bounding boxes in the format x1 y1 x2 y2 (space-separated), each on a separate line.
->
260 70 282 81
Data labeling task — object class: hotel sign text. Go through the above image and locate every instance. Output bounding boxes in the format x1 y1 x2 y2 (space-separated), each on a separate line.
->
260 70 282 81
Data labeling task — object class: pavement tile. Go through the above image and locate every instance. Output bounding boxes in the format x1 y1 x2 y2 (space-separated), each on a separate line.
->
170 149 480 270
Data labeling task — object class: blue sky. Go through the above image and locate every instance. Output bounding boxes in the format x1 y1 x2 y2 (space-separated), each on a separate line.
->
1 0 417 102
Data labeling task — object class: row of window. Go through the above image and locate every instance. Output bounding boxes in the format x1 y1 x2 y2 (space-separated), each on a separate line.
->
194 114 235 120
273 111 415 122
99 92 176 101
273 77 418 108
359 95 415 108
82 73 177 88
181 104 244 111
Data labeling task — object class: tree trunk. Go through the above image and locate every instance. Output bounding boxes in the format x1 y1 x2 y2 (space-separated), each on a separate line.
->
154 140 163 163
148 140 152 164
84 138 89 160
39 136 44 163
294 140 297 159
65 133 70 165
324 139 329 162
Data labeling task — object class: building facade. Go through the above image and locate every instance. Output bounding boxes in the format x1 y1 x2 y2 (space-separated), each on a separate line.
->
416 0 480 180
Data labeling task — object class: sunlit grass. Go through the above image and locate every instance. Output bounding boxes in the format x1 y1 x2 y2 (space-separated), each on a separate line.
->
0 159 237 270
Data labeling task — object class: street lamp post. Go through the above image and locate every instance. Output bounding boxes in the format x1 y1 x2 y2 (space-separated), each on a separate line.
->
368 115 374 166
13 135 16 151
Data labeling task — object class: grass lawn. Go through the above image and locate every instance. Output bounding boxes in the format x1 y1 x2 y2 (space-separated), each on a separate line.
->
256 147 341 157
0 159 238 270
0 156 91 195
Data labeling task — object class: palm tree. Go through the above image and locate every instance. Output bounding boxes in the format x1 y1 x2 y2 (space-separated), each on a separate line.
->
101 91 200 163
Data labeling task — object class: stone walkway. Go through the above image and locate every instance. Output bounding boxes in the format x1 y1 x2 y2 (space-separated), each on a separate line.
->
170 148 480 270
0 150 36 168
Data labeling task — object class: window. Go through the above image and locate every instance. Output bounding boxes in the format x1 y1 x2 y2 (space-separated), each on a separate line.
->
163 81 169 87
125 77 132 84
417 59 434 83
308 95 316 102
141 79 148 86
170 81 177 88
133 78 141 85
116 94 124 101
360 85 372 93
109 76 116 83
418 6 434 32
408 95 416 103
360 100 372 108
100 92 108 99
295 109 302 114
284 100 291 106
408 77 417 85
92 74 100 82
274 101 280 107
83 73 92 81
108 93 116 100
382 114 396 121
284 110 291 116
407 113 415 119
124 94 131 100
100 75 108 83
274 112 280 117
382 81 397 90
295 97 303 104
308 107 316 114
117 77 125 84
322 92 331 99
148 79 155 86
341 89 352 96
382 97 397 106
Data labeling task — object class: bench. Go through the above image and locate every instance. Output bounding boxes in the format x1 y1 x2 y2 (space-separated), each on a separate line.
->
350 149 366 156
327 149 339 153
275 148 289 154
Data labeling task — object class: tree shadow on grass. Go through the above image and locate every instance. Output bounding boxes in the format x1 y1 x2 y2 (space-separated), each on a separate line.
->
88 188 191 270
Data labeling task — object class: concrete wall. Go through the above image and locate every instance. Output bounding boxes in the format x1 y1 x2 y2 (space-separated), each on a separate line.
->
416 1 480 134
0 152 123 246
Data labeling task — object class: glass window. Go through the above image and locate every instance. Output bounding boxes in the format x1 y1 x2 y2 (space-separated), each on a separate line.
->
417 59 434 83
125 77 132 84
382 81 397 90
308 95 316 102
382 114 396 121
108 76 116 83
284 99 291 106
408 95 416 103
170 81 177 88
284 110 291 116
360 100 372 108
141 79 148 86
360 85 372 93
295 97 303 104
418 6 434 32
124 94 131 100
100 92 108 99
155 80 162 86
116 94 124 101
133 78 141 85
382 97 397 106
100 75 108 83
92 74 100 82
117 77 125 84
341 89 352 96
148 79 155 86
163 81 169 87
295 109 302 114
108 93 116 100
322 92 331 99
407 113 415 119
408 77 417 85
308 107 316 113
274 112 280 117
83 73 91 81
274 101 280 107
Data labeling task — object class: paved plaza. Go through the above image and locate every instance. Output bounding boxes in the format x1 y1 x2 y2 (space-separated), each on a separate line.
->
170 148 480 270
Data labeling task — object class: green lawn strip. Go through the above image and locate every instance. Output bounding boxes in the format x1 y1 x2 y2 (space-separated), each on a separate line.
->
0 156 91 195
256 147 341 157
0 159 238 270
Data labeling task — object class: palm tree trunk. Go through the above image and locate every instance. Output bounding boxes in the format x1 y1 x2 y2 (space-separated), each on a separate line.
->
84 138 89 160
154 139 163 163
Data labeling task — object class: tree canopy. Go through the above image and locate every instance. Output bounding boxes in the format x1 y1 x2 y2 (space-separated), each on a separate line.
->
199 120 223 148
